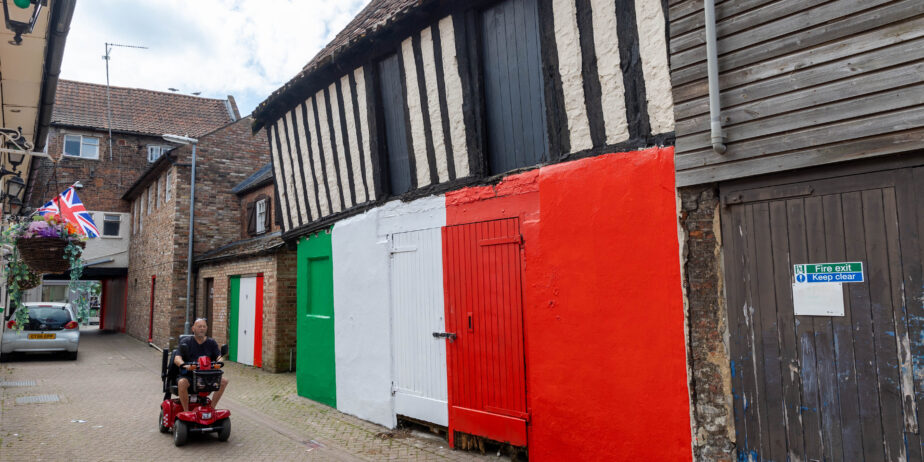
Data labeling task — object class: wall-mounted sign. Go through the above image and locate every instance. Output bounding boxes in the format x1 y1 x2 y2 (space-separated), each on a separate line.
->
792 282 845 316
793 262 864 284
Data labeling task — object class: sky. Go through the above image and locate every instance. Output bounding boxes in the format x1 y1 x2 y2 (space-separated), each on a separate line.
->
59 0 371 117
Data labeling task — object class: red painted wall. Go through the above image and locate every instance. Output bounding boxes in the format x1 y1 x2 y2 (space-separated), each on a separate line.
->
446 147 690 461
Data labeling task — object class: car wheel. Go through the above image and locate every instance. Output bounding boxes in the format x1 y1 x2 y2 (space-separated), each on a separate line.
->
173 419 188 446
67 351 78 361
159 409 170 434
216 418 231 441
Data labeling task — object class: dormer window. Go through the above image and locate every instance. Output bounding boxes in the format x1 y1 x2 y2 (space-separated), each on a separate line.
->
255 199 267 234
148 145 171 163
247 195 271 236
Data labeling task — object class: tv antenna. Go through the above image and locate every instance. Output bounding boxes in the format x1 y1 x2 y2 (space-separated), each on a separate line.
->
103 42 147 162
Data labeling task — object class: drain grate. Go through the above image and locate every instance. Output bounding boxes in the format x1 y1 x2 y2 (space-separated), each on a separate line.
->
15 394 59 404
0 381 36 387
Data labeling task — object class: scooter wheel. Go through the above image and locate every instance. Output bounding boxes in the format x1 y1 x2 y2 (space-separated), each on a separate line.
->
174 419 189 446
216 418 231 442
158 409 169 433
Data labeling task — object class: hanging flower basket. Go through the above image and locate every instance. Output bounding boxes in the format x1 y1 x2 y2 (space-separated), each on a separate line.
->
8 214 87 275
16 237 84 274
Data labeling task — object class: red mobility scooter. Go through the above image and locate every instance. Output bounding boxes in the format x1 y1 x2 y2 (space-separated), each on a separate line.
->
159 341 231 446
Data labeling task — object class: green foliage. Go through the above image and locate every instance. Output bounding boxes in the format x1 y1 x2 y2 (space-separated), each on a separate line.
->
65 240 89 323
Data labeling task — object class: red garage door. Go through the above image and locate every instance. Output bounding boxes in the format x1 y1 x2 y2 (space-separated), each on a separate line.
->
442 217 528 447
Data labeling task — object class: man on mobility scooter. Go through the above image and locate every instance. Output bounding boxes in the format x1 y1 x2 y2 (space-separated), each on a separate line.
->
160 318 231 446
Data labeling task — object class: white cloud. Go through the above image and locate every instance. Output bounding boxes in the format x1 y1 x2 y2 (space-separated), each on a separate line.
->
60 0 370 116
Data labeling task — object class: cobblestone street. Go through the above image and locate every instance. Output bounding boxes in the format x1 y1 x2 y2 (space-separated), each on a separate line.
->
0 328 504 461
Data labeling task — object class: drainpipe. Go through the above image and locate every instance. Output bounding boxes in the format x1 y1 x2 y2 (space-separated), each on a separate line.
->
704 0 726 154
162 134 198 335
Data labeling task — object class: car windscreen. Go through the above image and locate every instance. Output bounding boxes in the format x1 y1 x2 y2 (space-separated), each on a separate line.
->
25 307 72 331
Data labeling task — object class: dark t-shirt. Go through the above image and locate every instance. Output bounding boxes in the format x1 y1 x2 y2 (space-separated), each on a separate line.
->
178 337 219 377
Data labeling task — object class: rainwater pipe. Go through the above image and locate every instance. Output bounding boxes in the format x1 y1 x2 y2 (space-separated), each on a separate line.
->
162 134 199 336
704 0 726 154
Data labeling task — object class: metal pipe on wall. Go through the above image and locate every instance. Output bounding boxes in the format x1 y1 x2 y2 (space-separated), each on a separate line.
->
704 0 726 154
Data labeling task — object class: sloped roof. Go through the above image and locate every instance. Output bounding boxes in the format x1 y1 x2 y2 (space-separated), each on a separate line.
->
195 232 286 265
253 0 426 128
52 80 237 138
232 163 274 195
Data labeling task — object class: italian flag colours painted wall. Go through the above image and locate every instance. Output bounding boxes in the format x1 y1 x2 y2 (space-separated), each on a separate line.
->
302 147 689 461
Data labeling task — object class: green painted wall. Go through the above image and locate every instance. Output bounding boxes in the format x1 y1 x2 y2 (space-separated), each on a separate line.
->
297 231 336 407
228 276 240 362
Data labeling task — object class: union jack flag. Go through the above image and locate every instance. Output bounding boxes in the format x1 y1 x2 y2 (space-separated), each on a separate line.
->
36 187 100 238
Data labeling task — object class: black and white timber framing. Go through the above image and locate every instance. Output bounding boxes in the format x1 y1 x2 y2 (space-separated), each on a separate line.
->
259 0 674 236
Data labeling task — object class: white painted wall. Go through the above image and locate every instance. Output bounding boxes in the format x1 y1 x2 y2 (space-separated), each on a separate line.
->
84 211 130 268
331 208 394 427
331 195 446 429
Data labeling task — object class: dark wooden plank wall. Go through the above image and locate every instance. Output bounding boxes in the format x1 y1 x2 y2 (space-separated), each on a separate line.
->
670 0 924 186
481 0 549 174
379 54 414 195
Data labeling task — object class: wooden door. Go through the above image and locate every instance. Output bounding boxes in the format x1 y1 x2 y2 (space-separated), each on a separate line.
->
722 167 924 461
442 218 528 447
390 228 449 426
297 232 336 407
204 278 214 337
230 275 263 367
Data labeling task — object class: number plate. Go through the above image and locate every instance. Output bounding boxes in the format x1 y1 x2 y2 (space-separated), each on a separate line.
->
28 333 55 339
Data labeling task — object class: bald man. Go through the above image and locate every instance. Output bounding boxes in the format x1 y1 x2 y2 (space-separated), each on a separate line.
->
174 318 229 412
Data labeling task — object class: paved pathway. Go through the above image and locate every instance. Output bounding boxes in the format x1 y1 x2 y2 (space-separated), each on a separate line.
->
0 328 504 461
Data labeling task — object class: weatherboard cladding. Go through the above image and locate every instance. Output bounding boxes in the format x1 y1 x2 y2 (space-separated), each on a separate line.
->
267 0 673 234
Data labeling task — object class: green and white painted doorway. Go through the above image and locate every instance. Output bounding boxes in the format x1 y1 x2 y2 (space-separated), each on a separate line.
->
228 274 263 368
297 231 336 407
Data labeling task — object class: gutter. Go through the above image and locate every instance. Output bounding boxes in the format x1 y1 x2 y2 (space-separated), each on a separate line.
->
34 0 77 151
704 0 726 154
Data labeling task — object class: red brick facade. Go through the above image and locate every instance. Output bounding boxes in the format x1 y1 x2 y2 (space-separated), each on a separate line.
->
196 249 297 373
126 117 272 347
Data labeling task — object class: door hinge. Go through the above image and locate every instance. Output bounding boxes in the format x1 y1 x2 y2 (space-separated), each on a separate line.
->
391 381 396 396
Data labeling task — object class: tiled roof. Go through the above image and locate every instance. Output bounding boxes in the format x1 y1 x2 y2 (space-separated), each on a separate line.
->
232 163 274 195
52 80 236 138
195 232 286 265
253 0 423 126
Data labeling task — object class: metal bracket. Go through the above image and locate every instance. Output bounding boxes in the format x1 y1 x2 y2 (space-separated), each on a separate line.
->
432 332 457 343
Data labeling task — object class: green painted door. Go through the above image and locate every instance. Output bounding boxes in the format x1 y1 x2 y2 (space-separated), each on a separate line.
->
228 276 240 362
297 231 336 407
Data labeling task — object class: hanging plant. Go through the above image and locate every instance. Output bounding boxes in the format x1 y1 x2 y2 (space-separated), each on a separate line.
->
14 214 86 274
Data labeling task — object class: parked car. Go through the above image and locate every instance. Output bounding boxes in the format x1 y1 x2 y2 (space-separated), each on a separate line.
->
1 302 80 361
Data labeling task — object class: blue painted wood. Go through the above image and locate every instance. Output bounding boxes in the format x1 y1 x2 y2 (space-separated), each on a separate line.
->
378 53 413 195
480 0 548 175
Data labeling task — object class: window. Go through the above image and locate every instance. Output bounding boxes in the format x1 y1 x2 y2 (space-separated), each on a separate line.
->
247 195 271 236
148 145 171 163
377 53 413 195
255 199 267 234
139 198 144 232
133 201 138 234
481 0 548 173
63 134 100 159
165 171 172 201
147 187 152 214
155 178 161 208
102 214 121 237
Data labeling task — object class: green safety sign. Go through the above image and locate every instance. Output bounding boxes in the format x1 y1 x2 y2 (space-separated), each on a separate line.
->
793 262 864 283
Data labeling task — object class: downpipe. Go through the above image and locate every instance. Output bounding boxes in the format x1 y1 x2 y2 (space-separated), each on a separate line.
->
705 0 726 154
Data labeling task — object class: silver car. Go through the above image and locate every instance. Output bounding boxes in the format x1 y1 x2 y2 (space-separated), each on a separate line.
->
1 302 80 361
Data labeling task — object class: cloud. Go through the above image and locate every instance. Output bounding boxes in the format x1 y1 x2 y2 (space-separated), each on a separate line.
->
60 0 370 116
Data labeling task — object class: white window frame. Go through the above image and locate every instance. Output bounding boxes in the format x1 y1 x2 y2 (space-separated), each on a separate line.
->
101 213 121 238
165 171 172 202
63 134 100 159
147 145 171 163
255 199 267 234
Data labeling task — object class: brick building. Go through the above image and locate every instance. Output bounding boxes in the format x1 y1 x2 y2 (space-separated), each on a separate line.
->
194 164 297 373
123 116 272 348
21 80 238 331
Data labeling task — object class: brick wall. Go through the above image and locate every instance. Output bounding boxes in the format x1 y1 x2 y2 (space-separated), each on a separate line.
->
679 185 736 461
25 127 159 212
195 247 297 373
125 117 271 347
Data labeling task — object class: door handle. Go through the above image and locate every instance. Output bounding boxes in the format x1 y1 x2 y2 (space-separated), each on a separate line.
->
432 332 457 343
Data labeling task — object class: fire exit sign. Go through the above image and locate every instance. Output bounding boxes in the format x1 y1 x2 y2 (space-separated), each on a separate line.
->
793 262 864 283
